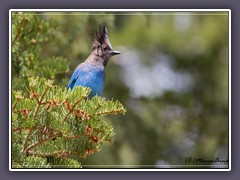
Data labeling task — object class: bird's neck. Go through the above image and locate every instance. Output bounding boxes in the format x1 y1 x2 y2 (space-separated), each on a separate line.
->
86 51 108 68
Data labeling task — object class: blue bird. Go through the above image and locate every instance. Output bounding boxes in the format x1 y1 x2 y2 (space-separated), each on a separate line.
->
67 25 121 98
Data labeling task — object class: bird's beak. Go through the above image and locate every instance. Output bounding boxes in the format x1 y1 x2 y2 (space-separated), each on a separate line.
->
110 50 121 56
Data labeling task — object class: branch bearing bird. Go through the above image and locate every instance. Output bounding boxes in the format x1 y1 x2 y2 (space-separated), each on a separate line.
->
67 25 121 98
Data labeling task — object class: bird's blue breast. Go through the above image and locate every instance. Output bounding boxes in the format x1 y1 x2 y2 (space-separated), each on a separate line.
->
67 63 106 98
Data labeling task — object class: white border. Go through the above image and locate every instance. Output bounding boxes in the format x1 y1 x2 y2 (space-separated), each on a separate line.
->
9 9 231 171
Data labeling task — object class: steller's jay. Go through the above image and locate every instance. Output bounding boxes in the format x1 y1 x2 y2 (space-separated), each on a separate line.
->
67 25 121 98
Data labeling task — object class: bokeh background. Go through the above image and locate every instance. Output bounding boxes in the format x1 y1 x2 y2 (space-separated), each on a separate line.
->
22 11 230 168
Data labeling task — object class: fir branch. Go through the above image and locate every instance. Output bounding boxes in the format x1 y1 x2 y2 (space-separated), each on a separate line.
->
33 85 50 120
19 39 37 56
63 97 86 122
25 133 61 153
12 91 24 110
12 76 126 168
23 86 51 151
96 109 126 116
12 18 28 45
12 160 26 168
12 98 20 111
23 128 33 151
62 133 84 139
28 150 73 158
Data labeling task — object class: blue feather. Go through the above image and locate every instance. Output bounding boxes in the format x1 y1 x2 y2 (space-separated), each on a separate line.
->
67 63 105 98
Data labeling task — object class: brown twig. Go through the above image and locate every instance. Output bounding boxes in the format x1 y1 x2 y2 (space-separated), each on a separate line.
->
63 97 85 122
25 133 60 153
33 86 50 120
12 18 28 45
12 99 20 110
23 86 50 151
23 128 33 151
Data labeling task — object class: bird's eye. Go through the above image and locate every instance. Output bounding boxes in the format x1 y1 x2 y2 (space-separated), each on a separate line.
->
103 47 108 51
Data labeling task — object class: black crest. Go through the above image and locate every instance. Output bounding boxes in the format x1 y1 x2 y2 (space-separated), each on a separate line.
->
95 24 108 45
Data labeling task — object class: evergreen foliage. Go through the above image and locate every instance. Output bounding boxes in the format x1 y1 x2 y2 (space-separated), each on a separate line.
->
12 12 68 91
11 12 126 168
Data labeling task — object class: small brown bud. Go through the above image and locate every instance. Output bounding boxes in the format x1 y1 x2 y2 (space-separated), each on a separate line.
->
21 109 29 116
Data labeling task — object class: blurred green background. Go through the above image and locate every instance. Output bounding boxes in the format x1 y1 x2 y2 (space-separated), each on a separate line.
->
29 11 229 168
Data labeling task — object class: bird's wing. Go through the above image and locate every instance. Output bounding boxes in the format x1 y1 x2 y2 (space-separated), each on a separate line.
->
67 64 83 89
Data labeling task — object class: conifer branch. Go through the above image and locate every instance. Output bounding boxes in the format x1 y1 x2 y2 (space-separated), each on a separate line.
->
63 97 86 122
62 133 84 139
33 86 50 120
12 99 20 111
12 18 28 45
12 77 126 168
28 150 73 158
23 86 52 151
19 39 37 56
23 128 33 151
25 133 61 153
96 109 126 116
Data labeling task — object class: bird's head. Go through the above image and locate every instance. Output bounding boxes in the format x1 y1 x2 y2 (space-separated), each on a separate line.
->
91 25 121 66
